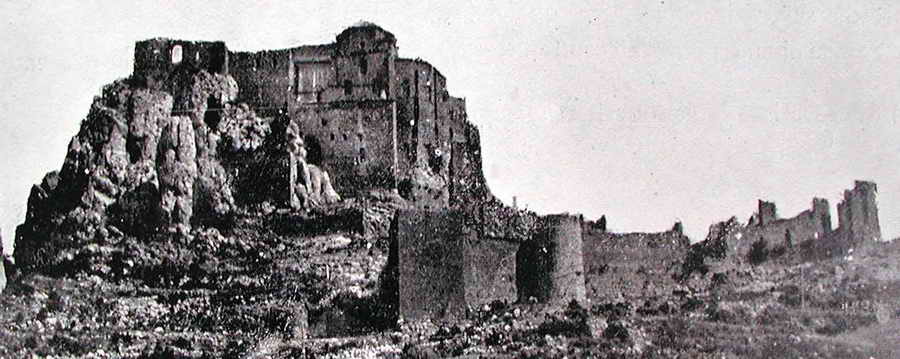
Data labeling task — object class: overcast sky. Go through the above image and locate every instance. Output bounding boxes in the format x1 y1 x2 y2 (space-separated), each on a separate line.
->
2 1 899 252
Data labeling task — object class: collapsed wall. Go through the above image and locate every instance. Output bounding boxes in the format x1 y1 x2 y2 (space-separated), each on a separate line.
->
693 181 880 267
728 198 832 261
583 221 690 300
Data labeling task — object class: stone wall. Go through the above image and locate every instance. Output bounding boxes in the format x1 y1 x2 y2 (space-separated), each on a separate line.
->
583 222 690 300
728 198 832 261
289 101 397 196
698 181 881 265
228 49 293 111
133 39 228 96
391 210 518 322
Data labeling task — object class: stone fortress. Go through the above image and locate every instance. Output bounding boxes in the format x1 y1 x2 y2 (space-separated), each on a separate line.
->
13 23 883 324
132 22 477 211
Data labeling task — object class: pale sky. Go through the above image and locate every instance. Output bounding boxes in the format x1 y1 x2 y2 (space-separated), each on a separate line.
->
2 1 900 253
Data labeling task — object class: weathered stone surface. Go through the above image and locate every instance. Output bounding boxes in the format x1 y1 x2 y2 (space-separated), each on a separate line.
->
583 224 690 301
517 214 586 306
157 116 197 233
390 210 519 322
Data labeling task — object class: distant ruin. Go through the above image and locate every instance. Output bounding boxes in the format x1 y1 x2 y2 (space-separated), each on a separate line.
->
702 180 881 264
388 180 881 321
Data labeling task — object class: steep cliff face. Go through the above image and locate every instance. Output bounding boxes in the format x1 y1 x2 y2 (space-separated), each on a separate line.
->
13 72 274 272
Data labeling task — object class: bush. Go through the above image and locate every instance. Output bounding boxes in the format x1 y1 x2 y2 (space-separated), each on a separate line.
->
748 238 769 265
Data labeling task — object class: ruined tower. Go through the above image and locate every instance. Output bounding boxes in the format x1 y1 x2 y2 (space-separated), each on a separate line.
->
757 200 777 225
517 214 587 305
837 180 881 242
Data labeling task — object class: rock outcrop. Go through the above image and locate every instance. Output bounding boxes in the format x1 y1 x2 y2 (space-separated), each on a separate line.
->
13 72 270 272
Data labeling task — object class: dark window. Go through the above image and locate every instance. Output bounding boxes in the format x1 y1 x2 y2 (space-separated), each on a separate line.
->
343 80 353 95
321 118 328 127
359 57 368 75
204 96 223 129
126 134 141 163
359 147 367 160
401 79 411 98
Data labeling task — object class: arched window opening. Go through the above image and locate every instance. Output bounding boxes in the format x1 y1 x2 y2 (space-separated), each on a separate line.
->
171 45 183 64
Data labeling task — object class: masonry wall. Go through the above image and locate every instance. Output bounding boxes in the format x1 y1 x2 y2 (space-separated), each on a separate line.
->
289 100 397 196
133 39 229 109
229 49 293 112
583 224 690 300
392 210 519 322
449 122 489 213
393 59 453 209
727 198 832 260
329 26 396 102
131 23 484 208
395 210 468 321
464 238 519 307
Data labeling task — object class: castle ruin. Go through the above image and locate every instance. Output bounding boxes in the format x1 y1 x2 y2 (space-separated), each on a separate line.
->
132 22 481 212
12 23 885 326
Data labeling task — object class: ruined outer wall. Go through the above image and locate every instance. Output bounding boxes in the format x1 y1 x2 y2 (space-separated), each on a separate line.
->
728 198 832 260
392 210 519 321
133 39 228 108
289 100 397 196
517 214 586 305
583 226 690 300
